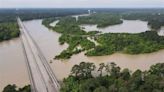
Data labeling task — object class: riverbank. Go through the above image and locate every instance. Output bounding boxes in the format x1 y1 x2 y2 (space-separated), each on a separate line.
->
1 19 164 91
23 19 164 80
43 15 164 59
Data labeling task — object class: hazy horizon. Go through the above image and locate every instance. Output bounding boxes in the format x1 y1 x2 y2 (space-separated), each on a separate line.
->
0 0 164 8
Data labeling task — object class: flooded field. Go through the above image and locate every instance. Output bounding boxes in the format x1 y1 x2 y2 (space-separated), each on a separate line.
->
23 20 164 81
1 18 164 91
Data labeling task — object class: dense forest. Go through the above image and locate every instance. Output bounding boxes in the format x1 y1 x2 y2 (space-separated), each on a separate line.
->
43 12 164 59
42 17 57 28
0 9 88 23
61 62 164 92
1 8 164 43
1 8 164 92
80 11 164 30
0 22 20 41
42 13 123 59
86 31 164 56
2 85 30 92
50 17 96 59
3 62 164 92
78 13 123 27
0 8 88 42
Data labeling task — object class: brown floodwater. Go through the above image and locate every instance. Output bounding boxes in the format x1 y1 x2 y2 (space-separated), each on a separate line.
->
0 39 29 91
80 19 164 35
23 20 164 81
80 20 150 33
1 19 164 91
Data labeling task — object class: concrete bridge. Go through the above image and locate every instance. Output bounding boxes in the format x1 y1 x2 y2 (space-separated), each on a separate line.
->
17 18 60 92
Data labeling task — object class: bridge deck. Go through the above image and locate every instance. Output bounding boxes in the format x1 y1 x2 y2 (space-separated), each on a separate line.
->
18 18 60 92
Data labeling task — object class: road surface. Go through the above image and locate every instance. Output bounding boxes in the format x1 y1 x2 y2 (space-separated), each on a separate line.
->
17 18 60 92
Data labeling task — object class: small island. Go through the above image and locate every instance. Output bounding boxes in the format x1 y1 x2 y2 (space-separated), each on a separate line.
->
42 13 164 60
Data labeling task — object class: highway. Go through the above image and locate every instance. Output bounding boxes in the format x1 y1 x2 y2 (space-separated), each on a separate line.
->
17 17 60 92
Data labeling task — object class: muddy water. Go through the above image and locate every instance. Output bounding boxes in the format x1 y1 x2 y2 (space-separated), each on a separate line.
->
0 39 29 91
80 20 150 33
1 19 164 91
80 19 164 36
23 20 164 81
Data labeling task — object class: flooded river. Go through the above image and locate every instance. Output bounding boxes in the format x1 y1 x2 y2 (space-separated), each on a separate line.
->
23 19 164 80
0 19 164 91
80 20 150 33
80 20 164 35
0 39 29 91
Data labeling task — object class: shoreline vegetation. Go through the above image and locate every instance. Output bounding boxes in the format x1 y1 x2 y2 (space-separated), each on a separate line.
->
2 62 164 92
42 13 164 60
0 9 88 42
1 9 164 92
60 62 164 92
78 13 123 28
2 85 30 92
3 62 164 92
0 22 20 42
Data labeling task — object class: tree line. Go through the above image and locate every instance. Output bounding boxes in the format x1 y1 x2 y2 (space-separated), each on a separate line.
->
42 16 97 59
61 62 164 92
2 85 30 92
43 13 164 59
78 13 123 28
3 62 164 92
0 22 20 42
86 31 164 56
0 9 88 42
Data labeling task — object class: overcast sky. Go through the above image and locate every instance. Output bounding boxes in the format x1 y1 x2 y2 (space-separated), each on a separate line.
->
0 0 164 8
